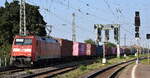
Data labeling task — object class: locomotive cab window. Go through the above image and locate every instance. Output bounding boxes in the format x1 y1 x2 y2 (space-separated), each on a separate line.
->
15 38 32 45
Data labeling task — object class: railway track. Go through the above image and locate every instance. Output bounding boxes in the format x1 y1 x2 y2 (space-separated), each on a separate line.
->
1 57 146 78
23 59 95 78
0 67 27 78
0 66 17 72
0 59 96 78
24 65 77 78
84 57 147 78
0 68 24 74
108 63 129 78
84 59 135 78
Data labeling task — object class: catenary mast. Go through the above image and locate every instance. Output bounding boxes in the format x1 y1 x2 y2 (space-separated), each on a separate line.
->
19 0 26 36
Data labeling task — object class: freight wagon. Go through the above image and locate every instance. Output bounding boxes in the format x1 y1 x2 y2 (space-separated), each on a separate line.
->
10 35 136 67
73 42 87 56
55 38 73 57
86 44 96 56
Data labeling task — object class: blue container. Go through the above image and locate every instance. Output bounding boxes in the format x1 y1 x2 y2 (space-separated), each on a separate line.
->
96 45 103 57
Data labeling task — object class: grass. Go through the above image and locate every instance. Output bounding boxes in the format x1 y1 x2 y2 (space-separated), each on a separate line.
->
55 55 137 78
79 65 87 71
25 70 33 74
140 59 150 65
139 53 150 57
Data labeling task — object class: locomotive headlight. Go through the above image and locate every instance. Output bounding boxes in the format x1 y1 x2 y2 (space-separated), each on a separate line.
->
13 48 20 52
13 48 31 52
26 58 31 61
11 57 15 61
24 49 32 52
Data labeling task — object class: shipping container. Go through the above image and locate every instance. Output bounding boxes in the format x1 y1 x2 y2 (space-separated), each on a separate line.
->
36 37 61 59
105 46 108 56
124 48 130 55
120 48 124 55
112 47 117 55
73 42 86 56
131 48 136 54
95 45 103 56
56 38 73 57
86 44 96 56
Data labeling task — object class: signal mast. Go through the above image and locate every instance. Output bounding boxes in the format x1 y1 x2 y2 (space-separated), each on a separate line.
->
19 0 26 36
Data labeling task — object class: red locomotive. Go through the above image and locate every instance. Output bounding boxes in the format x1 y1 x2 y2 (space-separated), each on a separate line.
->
11 35 60 67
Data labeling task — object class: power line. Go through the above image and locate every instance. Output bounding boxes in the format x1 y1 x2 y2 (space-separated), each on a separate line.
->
54 0 115 23
103 0 118 21
28 0 95 40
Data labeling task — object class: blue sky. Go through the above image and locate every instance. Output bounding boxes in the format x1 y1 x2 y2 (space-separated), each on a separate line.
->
0 0 150 47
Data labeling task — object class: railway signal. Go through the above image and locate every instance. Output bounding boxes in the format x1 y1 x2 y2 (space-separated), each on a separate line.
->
146 34 150 64
135 32 139 38
94 24 120 64
105 30 109 41
114 27 119 41
97 28 102 42
134 11 141 39
135 11 141 26
134 11 141 64
135 26 139 32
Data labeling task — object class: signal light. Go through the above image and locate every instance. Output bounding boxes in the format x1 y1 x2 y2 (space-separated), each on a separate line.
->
114 28 118 35
135 11 140 26
97 35 101 42
97 28 102 42
135 11 139 16
114 28 118 41
98 28 102 35
135 32 139 38
135 17 140 26
105 30 109 40
135 26 139 32
146 34 150 39
94 24 97 29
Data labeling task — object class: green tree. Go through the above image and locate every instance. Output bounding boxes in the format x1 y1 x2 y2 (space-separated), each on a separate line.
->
0 1 46 45
84 39 96 45
106 42 116 47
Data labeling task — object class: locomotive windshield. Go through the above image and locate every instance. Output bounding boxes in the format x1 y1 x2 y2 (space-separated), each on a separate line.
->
15 38 32 45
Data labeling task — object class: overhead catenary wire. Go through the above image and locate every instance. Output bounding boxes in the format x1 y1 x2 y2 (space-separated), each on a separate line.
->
103 0 119 22
27 0 98 33
54 0 115 23
51 0 136 43
26 0 147 44
26 0 73 38
29 0 97 41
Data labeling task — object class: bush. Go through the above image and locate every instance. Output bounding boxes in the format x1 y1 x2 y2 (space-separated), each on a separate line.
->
79 65 87 71
0 44 11 66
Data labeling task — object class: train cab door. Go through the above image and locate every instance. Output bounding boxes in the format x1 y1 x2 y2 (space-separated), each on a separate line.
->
36 40 41 60
40 38 46 58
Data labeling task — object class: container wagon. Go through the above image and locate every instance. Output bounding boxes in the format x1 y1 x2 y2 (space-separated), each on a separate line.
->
73 42 87 56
